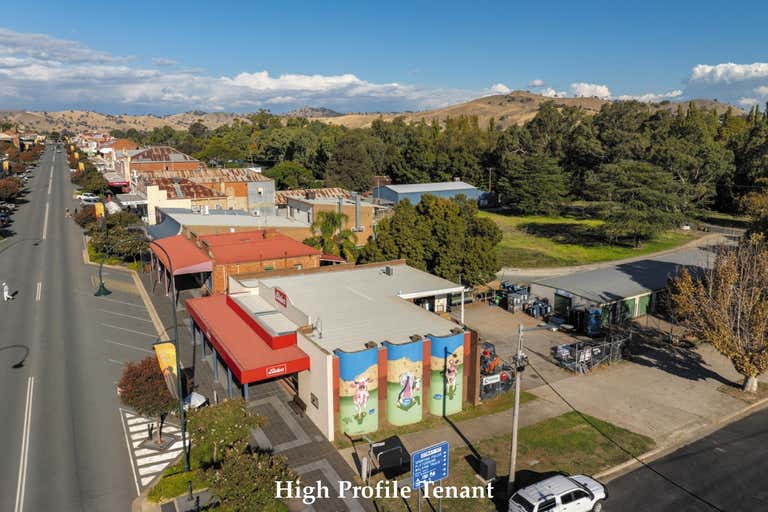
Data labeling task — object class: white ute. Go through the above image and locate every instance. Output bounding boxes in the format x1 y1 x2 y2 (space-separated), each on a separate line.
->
509 474 607 512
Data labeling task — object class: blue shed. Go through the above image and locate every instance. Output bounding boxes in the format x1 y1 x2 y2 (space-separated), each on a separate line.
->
372 181 483 205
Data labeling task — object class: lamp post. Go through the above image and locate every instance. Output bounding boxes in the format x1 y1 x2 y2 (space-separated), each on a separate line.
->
94 210 111 296
148 239 190 472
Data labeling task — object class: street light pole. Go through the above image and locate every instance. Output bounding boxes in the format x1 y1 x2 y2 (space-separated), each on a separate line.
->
94 212 111 296
149 239 190 472
508 323 526 497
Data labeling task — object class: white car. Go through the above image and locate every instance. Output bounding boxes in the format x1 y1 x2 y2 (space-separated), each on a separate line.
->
77 192 99 201
509 475 606 512
80 196 101 206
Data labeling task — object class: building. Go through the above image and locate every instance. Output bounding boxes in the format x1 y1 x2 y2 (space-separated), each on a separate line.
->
372 181 483 205
98 138 140 169
275 187 351 208
529 247 712 324
185 261 469 441
116 146 202 183
139 178 230 225
285 193 382 245
149 229 322 295
149 207 313 242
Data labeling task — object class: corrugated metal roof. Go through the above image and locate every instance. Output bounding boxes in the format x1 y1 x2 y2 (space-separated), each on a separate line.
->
140 167 271 183
149 177 225 199
130 146 198 163
197 231 321 264
382 181 478 194
275 187 351 206
159 208 310 228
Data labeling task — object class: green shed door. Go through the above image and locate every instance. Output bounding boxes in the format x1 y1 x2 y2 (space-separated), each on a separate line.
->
554 294 571 317
620 298 636 320
637 294 650 316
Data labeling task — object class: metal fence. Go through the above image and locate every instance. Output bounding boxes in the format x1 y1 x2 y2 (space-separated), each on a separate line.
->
551 334 630 374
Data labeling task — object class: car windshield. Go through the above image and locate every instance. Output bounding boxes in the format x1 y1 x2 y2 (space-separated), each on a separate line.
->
511 494 535 512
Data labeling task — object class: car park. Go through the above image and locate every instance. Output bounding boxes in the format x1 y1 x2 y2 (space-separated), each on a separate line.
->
509 475 606 512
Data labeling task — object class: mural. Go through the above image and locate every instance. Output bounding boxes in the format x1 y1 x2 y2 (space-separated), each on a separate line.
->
335 347 379 434
383 340 423 426
427 333 465 416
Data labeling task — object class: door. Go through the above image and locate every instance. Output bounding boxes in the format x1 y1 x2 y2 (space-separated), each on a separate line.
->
620 298 636 321
637 294 650 316
559 489 591 511
554 294 571 318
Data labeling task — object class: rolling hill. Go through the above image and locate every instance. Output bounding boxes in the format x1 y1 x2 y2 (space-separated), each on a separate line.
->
0 91 745 133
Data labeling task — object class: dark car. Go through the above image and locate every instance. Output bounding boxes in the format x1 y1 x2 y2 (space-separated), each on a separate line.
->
0 212 11 227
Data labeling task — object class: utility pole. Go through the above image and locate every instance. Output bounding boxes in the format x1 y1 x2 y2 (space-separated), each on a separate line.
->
508 323 526 497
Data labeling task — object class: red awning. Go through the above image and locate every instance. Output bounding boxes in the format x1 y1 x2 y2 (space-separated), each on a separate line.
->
186 295 310 384
150 235 213 275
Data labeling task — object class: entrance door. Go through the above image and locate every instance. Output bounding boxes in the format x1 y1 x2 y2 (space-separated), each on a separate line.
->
285 373 299 394
554 294 571 318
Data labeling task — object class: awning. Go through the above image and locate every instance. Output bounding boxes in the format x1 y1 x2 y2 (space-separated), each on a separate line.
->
186 295 310 384
150 235 213 275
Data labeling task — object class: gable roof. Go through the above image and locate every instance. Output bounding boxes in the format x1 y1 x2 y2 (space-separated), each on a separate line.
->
130 146 198 163
382 181 478 194
275 187 351 206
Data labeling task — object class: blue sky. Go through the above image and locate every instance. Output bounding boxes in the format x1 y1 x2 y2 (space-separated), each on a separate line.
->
2 0 768 113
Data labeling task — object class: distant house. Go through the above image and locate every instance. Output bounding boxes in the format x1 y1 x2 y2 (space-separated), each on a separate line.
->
285 193 385 245
372 181 483 205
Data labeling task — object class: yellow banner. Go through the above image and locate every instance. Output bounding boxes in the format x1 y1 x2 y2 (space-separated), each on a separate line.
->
74 152 79 160
154 342 179 399
78 162 84 172
2 160 8 171
94 202 104 218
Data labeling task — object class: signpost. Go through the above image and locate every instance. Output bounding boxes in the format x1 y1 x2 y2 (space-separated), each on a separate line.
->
411 441 449 512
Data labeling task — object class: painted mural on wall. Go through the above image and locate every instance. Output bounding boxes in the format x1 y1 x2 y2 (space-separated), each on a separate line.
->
382 339 423 426
335 347 379 434
427 333 464 416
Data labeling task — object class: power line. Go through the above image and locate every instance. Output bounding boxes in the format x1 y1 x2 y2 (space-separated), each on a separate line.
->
524 359 726 512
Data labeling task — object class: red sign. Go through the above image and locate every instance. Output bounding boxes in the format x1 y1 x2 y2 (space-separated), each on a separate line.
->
266 364 287 377
275 288 287 308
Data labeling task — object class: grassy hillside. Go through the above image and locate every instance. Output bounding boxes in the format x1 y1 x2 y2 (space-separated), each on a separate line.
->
481 211 698 268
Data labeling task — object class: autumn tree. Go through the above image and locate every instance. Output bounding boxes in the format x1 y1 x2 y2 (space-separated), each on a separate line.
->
118 357 176 440
671 235 768 392
0 177 22 201
187 398 261 466
209 441 294 512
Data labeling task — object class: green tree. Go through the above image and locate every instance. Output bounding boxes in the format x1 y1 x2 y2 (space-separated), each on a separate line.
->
118 357 176 442
266 161 317 190
324 132 375 191
496 153 567 215
304 211 358 261
187 398 261 465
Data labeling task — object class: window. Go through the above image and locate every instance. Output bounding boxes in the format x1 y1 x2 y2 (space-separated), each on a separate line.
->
538 498 557 511
561 490 589 504
510 495 534 512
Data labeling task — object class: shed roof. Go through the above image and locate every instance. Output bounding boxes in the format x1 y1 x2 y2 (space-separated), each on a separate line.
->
531 247 714 304
238 262 464 352
381 181 478 194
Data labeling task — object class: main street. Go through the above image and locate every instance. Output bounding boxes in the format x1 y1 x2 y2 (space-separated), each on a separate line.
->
607 406 768 511
0 145 141 510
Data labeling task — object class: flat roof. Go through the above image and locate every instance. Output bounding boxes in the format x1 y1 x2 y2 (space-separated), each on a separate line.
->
159 208 309 228
532 247 714 304
239 263 464 352
198 231 321 264
381 181 478 194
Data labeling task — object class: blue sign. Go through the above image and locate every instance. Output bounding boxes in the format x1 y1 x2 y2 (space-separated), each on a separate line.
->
411 441 449 489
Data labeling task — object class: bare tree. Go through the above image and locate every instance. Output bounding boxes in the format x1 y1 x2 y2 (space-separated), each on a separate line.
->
672 235 768 392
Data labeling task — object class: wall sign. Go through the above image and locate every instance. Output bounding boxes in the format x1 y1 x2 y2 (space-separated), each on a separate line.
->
275 288 287 307
266 364 287 377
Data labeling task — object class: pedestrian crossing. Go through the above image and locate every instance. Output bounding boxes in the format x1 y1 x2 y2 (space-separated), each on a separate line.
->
120 408 186 495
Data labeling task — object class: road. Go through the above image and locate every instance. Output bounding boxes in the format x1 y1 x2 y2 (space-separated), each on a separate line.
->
607 406 768 511
0 145 156 511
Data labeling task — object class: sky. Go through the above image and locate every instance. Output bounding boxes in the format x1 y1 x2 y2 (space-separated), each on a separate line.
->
1 0 768 114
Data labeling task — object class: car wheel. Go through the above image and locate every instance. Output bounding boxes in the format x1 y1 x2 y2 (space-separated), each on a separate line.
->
591 499 604 512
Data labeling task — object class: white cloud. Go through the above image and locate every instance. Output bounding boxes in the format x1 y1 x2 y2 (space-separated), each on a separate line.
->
528 79 545 87
570 82 612 99
755 85 768 97
539 87 567 98
489 83 511 94
690 63 768 84
738 97 760 107
617 89 683 103
151 57 177 67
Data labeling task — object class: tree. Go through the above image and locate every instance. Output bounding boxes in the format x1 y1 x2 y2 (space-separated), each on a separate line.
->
304 210 357 261
187 398 261 465
118 357 176 441
209 441 294 512
671 235 768 392
266 161 317 190
496 152 567 215
323 132 375 192
0 177 22 201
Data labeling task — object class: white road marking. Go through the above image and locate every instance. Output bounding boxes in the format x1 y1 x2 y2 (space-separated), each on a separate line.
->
106 358 125 366
41 202 49 240
104 338 153 353
93 296 146 309
100 323 158 338
136 451 181 466
121 410 184 492
97 309 154 323
14 377 34 512
35 282 41 302
47 167 53 195
119 409 141 497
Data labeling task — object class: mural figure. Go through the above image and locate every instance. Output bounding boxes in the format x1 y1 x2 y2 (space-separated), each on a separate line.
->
445 358 459 398
396 372 421 410
353 378 372 419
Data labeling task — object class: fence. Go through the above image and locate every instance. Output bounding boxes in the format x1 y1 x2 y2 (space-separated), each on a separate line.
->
551 334 630 374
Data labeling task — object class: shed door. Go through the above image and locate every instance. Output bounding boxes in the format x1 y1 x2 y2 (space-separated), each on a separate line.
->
554 294 571 317
637 294 650 316
620 298 636 320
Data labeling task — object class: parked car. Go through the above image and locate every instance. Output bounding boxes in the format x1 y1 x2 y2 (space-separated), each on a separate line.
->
0 201 15 212
509 475 606 512
0 212 11 227
80 196 101 207
77 192 99 201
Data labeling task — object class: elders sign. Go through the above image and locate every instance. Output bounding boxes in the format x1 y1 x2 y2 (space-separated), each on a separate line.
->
275 288 287 308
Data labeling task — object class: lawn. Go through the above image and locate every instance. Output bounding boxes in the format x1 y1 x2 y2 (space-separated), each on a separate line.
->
480 212 698 268
371 412 655 512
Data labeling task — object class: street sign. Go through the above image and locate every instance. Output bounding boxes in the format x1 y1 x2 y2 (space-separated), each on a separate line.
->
411 441 449 489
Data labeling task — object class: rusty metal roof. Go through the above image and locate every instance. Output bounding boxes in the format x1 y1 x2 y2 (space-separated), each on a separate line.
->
275 187 351 206
131 146 198 163
141 167 271 183
148 177 225 199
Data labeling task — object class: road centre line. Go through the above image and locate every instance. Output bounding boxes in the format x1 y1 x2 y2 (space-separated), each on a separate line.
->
47 167 53 195
97 309 154 323
14 376 34 512
104 338 153 353
100 323 158 338
41 202 49 241
35 282 41 302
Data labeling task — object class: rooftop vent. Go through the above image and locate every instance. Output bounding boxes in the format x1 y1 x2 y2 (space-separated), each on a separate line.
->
384 266 394 276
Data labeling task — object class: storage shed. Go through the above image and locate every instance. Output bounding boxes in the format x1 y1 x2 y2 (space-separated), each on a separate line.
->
372 181 483 205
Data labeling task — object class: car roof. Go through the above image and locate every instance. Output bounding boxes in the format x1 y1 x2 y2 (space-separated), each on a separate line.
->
517 475 581 502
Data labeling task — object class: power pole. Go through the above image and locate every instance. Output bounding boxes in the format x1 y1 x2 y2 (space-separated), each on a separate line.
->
508 323 526 497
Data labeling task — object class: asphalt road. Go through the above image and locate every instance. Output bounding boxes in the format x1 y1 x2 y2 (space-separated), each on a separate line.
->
607 406 768 512
0 146 158 511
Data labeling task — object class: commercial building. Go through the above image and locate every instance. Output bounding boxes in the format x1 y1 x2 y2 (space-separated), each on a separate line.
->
139 177 230 224
185 261 469 441
149 229 322 294
116 146 202 183
98 138 140 169
149 207 313 242
530 247 712 324
274 187 351 208
372 181 483 205
285 193 383 245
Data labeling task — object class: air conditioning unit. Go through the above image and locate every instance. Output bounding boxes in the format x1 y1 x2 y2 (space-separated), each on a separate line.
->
384 266 394 276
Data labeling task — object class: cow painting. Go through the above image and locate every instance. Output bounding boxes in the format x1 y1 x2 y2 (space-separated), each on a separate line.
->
353 378 372 418
445 358 459 398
